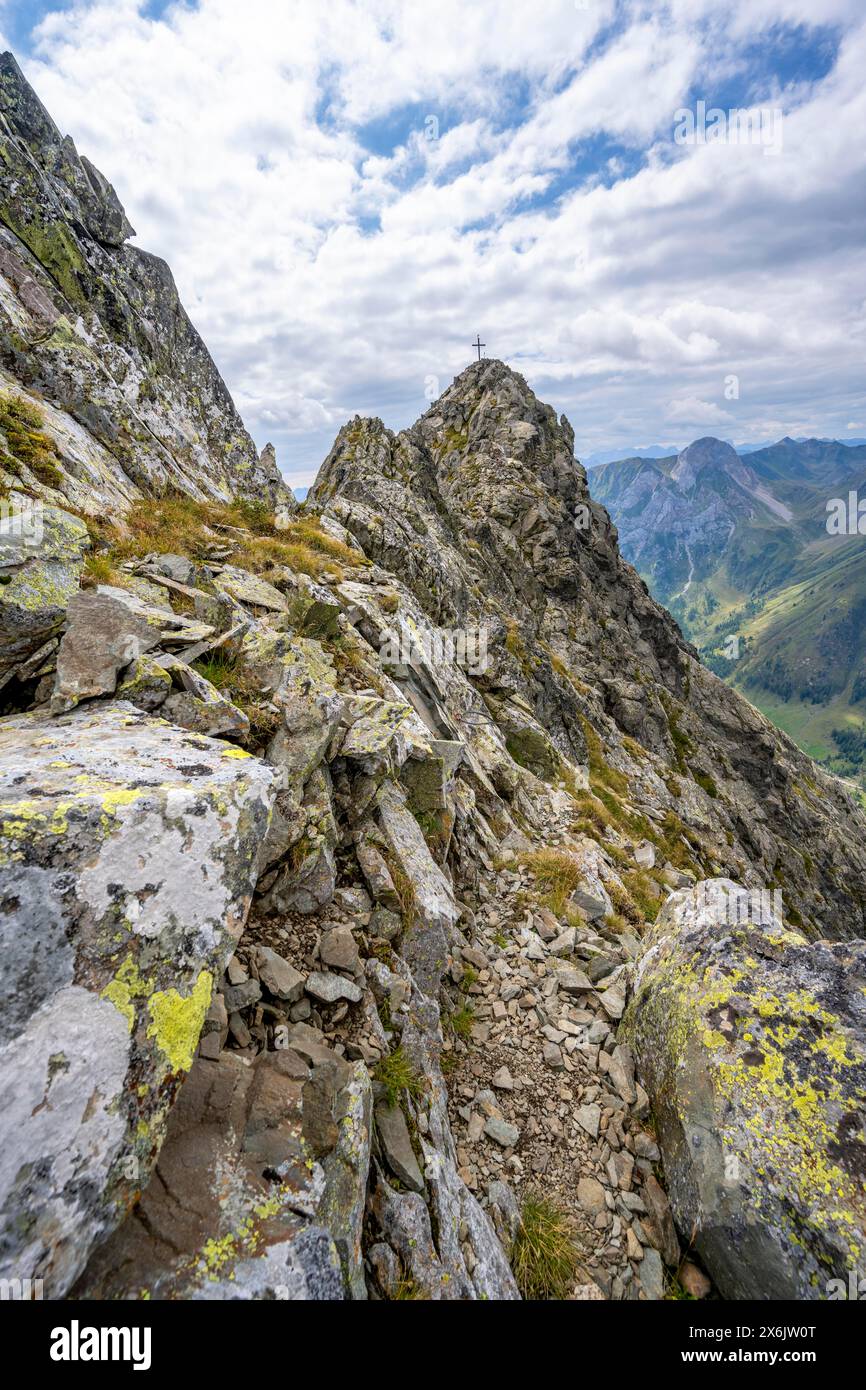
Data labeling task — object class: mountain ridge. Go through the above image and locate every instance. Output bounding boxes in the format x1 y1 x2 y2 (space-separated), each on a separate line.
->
0 50 293 519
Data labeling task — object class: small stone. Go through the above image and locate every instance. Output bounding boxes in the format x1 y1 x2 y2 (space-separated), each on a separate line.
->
467 1112 485 1142
587 1018 610 1044
634 840 656 869
305 971 363 1004
633 1131 660 1162
370 906 402 941
569 888 608 921
223 978 261 1012
632 1083 650 1119
626 1227 644 1261
679 1260 711 1299
542 1042 564 1069
199 1030 222 1060
607 1150 634 1190
577 1176 607 1217
226 956 247 985
333 886 372 915
552 962 595 995
575 1103 601 1138
587 953 619 983
228 1011 251 1048
639 1247 666 1300
607 1045 636 1104
253 946 305 1002
375 1102 425 1193
492 1066 515 1091
319 925 360 972
643 1174 680 1267
484 1115 520 1148
534 912 558 942
462 946 488 970
599 983 626 1020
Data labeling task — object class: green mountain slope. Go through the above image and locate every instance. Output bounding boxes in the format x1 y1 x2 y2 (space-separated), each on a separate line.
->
591 436 866 789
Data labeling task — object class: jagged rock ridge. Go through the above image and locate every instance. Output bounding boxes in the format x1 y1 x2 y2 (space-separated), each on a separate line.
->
0 52 292 518
312 359 866 941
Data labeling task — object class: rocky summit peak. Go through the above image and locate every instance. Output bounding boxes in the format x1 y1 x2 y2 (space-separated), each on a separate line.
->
0 52 135 247
670 435 748 489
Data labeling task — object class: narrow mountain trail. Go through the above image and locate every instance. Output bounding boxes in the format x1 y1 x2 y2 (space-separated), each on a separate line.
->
2 56 866 1306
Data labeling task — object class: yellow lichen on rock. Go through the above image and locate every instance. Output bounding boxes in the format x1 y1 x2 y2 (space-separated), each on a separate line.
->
146 970 214 1074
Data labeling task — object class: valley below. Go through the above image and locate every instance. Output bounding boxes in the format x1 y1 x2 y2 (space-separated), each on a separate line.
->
591 436 866 796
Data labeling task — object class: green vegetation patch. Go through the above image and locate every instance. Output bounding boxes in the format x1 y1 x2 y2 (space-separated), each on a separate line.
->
0 392 63 488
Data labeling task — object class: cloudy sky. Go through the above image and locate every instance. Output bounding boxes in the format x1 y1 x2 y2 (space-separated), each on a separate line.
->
3 0 865 487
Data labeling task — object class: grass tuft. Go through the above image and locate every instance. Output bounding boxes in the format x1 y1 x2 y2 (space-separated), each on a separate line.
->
81 552 120 588
374 1045 425 1108
520 848 582 915
449 1001 475 1039
511 1191 580 1300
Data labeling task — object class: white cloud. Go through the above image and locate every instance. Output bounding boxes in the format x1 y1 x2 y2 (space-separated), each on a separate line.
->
11 0 866 485
666 397 738 427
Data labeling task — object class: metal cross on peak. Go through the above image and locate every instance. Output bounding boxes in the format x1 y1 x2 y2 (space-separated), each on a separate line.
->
472 334 485 361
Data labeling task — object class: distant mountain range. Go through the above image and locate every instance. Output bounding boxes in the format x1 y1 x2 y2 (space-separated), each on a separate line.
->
590 435 866 788
581 436 866 468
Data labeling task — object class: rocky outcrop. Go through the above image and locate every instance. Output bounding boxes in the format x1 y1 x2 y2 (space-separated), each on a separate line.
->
0 502 88 686
626 880 866 1299
311 360 866 942
0 703 277 1295
0 53 293 519
76 1038 373 1301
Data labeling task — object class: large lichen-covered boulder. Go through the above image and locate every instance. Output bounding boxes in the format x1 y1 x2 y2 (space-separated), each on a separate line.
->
625 879 866 1299
0 502 89 679
0 702 277 1296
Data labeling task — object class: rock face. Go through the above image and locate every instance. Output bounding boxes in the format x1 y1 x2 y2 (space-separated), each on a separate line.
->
0 53 293 519
0 703 277 1295
311 359 866 941
76 1043 372 1302
626 881 866 1299
0 502 89 684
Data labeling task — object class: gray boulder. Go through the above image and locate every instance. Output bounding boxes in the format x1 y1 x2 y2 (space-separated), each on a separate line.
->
626 879 866 1300
76 1046 371 1300
52 586 215 712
